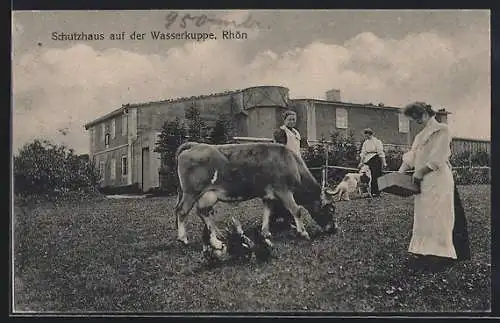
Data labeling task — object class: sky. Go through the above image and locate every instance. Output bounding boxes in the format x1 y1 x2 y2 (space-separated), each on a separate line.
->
12 10 491 154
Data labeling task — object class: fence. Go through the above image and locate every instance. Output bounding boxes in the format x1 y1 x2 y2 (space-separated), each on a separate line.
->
451 138 491 156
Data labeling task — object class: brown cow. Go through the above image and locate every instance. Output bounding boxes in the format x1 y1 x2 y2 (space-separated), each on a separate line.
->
174 141 336 258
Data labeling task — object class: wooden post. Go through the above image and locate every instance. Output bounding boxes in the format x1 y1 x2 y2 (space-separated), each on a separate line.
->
325 142 329 188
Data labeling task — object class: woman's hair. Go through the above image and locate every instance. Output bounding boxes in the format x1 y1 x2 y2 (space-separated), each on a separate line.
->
283 109 296 121
363 128 373 135
402 101 436 119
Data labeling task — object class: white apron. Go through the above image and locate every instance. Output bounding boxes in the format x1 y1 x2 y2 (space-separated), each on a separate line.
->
281 125 301 156
401 117 457 259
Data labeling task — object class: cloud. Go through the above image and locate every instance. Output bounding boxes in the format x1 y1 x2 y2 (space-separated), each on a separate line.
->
12 29 490 154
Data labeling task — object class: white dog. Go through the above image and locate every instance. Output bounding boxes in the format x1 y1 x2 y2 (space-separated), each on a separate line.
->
330 165 372 201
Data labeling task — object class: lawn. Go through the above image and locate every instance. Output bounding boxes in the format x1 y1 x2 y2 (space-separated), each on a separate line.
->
13 185 491 313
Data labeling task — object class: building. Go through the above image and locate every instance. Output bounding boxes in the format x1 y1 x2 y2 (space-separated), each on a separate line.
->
84 85 451 192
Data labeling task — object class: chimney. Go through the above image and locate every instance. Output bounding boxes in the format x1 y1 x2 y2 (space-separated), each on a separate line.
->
326 89 341 102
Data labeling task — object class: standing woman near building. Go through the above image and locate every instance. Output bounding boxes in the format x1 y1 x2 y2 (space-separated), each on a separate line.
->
398 101 471 271
273 110 308 156
359 128 387 197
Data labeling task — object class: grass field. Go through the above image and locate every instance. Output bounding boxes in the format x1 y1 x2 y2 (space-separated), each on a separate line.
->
13 185 491 313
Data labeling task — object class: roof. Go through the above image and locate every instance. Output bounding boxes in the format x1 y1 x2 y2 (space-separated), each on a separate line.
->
293 98 452 115
84 106 127 129
293 98 401 111
84 85 288 129
83 90 243 129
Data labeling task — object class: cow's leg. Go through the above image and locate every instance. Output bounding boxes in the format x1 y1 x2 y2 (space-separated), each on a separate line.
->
261 198 274 239
175 192 197 245
275 190 311 240
197 191 225 252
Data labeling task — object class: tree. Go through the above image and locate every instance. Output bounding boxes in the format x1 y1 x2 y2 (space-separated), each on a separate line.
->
154 118 187 194
185 104 208 142
154 117 187 169
209 114 234 144
14 139 100 199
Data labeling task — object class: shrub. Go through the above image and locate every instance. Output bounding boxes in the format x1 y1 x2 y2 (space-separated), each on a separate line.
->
451 150 490 167
154 118 187 195
302 132 359 186
453 167 491 185
13 139 101 202
471 151 490 166
385 148 405 171
208 114 234 145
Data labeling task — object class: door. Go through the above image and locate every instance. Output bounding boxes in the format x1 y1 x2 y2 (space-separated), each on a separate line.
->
142 147 150 191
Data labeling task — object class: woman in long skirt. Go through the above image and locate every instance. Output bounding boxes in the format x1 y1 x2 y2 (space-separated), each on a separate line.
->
359 128 387 197
398 102 471 271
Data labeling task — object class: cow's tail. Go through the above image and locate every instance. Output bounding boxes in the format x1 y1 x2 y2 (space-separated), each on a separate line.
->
174 142 200 208
174 141 201 187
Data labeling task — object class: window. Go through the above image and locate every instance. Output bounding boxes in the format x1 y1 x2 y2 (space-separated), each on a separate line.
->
398 113 410 133
122 115 127 136
121 156 128 176
336 108 348 129
99 160 105 182
110 159 116 180
105 134 110 148
111 119 116 139
101 123 105 141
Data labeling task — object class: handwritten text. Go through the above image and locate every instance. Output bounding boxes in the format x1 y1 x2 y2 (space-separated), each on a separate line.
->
165 12 263 30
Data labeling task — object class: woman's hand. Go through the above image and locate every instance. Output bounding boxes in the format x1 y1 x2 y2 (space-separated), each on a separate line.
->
398 162 408 173
412 170 423 189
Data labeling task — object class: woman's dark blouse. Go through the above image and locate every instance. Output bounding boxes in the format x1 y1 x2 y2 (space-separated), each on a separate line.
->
273 127 309 148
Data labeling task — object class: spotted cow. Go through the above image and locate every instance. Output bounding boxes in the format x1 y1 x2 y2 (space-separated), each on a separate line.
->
174 141 336 258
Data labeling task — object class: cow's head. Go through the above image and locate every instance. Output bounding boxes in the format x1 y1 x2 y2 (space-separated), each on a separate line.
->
204 217 273 263
310 188 337 233
226 217 255 259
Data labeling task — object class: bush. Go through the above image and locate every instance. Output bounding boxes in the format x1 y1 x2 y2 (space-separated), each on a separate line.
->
451 150 490 167
154 118 187 196
14 139 101 202
302 131 360 185
208 114 234 145
303 132 359 169
453 167 491 185
385 148 404 171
